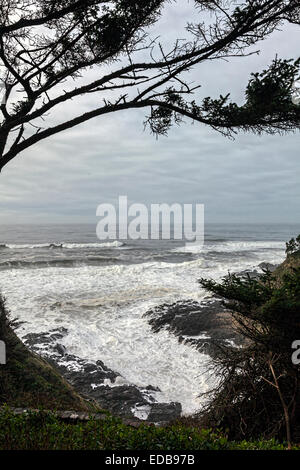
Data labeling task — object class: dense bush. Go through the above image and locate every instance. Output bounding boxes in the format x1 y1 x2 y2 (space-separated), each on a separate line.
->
0 407 294 450
198 238 300 446
286 235 300 255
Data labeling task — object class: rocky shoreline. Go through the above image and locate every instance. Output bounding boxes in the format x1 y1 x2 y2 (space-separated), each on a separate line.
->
144 298 243 357
23 327 182 423
21 296 239 423
22 262 277 423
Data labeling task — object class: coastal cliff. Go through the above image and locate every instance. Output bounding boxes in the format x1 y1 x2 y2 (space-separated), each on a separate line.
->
0 297 92 411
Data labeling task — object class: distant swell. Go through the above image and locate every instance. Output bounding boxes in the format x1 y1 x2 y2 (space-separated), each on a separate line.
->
3 241 124 250
0 257 121 269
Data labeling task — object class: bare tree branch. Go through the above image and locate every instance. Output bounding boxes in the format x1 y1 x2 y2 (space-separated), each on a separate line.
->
0 0 299 170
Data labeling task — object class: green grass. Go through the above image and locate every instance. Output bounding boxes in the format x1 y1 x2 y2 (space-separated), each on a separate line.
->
0 407 296 450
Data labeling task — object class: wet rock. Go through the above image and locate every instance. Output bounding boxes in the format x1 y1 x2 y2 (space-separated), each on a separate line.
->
53 343 67 356
144 299 244 356
24 327 68 348
237 262 278 280
52 353 118 389
22 327 175 422
89 386 149 418
147 402 182 423
258 262 278 272
145 385 161 392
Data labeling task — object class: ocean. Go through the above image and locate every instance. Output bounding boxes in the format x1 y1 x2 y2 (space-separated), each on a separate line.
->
0 223 299 415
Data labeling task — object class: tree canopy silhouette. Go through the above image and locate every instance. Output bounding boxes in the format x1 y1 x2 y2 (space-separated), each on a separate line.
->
0 0 300 170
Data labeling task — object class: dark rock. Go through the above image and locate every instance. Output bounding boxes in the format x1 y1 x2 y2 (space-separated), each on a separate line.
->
53 343 66 356
23 327 68 348
145 385 161 392
89 386 149 418
258 262 278 272
82 363 98 373
49 243 63 249
53 354 118 388
144 298 244 357
22 327 174 422
147 402 182 422
237 263 278 280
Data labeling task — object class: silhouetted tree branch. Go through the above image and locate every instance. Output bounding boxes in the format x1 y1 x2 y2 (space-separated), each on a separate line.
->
0 0 300 170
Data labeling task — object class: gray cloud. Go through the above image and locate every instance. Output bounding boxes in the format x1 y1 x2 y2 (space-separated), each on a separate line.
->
0 2 299 224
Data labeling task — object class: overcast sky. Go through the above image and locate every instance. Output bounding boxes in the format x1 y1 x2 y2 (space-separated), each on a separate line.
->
0 1 299 225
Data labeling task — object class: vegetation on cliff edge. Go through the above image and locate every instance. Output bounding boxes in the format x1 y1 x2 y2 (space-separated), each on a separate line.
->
198 237 300 447
0 296 93 411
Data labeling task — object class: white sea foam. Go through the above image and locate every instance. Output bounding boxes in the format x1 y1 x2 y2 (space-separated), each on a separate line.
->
0 240 286 414
131 405 152 421
175 240 285 254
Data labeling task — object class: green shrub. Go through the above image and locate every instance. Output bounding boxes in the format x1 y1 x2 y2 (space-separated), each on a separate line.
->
0 407 296 450
286 235 300 255
198 242 300 445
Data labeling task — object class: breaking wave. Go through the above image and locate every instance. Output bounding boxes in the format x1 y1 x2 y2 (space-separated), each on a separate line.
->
0 257 121 269
0 223 292 415
4 240 124 250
